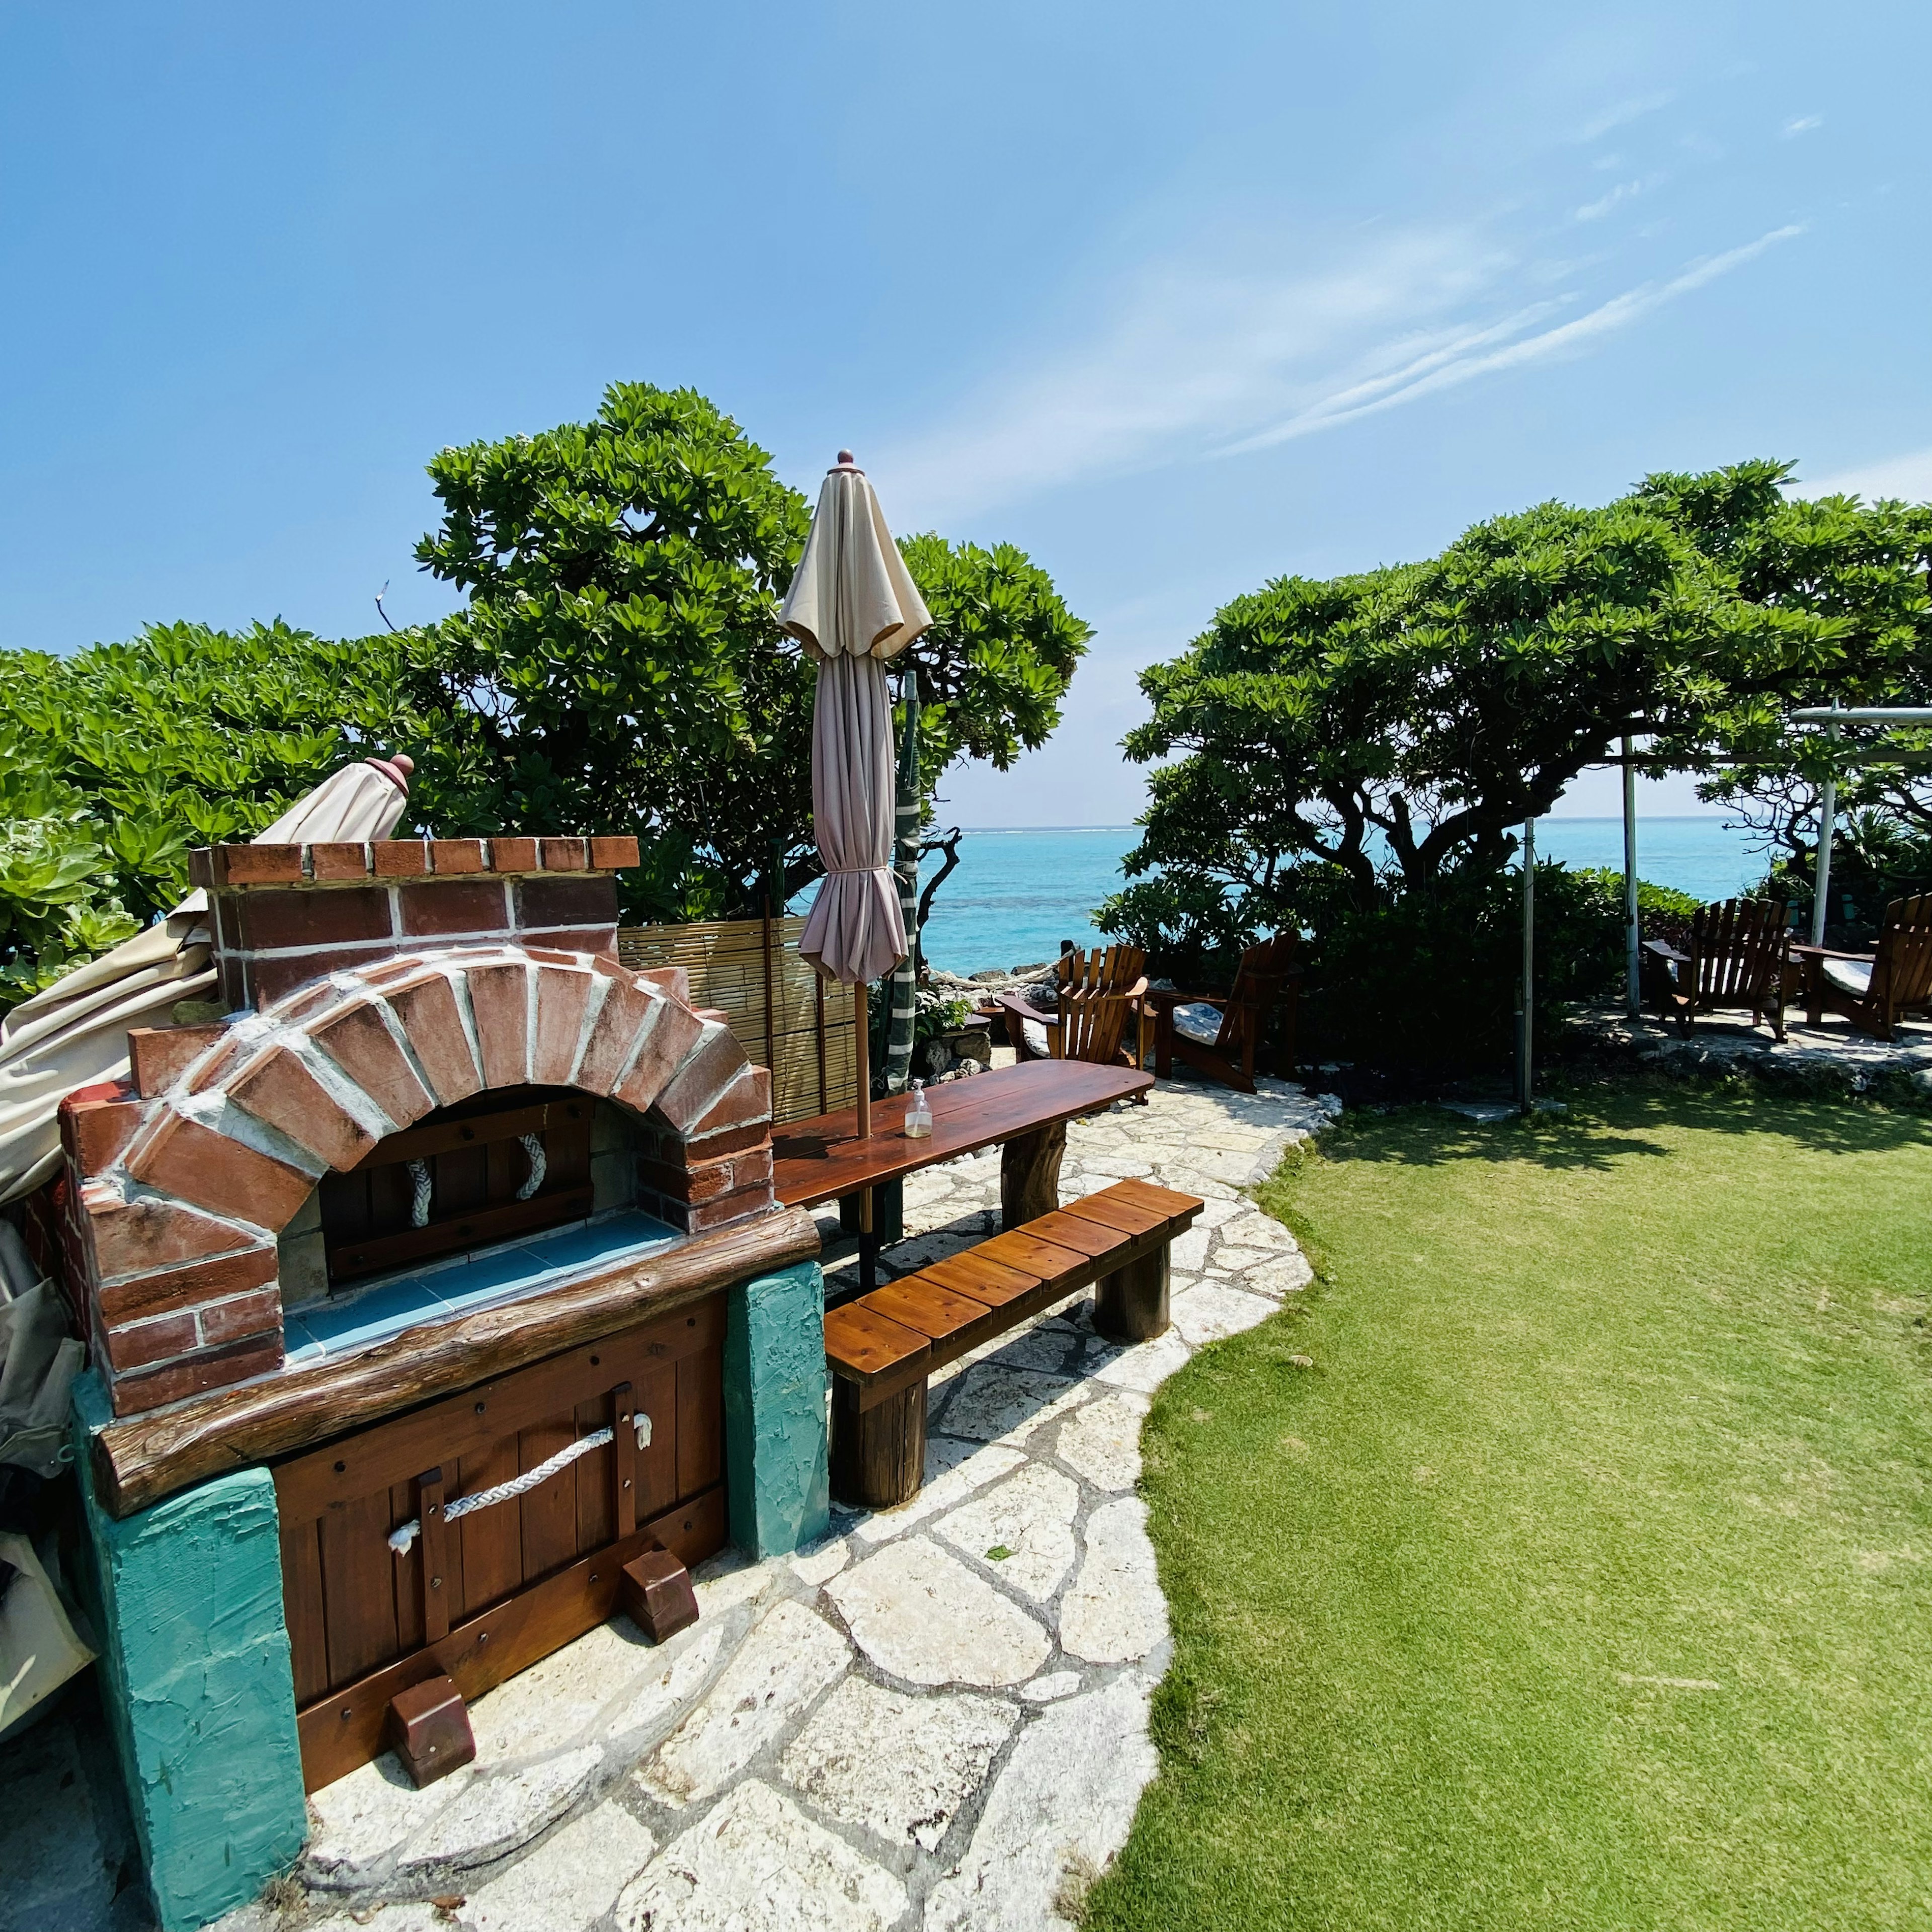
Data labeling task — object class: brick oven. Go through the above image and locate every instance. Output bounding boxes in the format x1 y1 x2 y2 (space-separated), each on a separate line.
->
61 837 828 1928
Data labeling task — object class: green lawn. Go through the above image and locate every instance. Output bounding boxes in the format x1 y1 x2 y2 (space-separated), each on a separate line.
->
1085 1086 1932 1932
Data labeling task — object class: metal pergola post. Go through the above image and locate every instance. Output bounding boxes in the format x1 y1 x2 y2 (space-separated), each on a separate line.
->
1518 815 1535 1109
1622 735 1639 1016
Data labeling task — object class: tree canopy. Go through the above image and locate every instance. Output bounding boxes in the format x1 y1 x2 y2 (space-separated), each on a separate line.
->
0 620 414 1003
1100 460 1932 969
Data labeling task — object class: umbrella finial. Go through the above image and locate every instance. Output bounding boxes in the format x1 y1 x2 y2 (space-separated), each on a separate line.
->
836 449 856 468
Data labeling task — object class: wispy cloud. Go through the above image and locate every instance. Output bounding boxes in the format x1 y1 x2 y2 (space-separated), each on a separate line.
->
1572 93 1673 143
1575 181 1644 221
1782 114 1823 138
879 222 1805 520
1791 447 1932 502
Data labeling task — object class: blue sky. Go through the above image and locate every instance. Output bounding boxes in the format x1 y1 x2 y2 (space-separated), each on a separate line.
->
3 4 1927 825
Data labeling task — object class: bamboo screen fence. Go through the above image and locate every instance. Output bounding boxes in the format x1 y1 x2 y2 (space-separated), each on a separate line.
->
615 915 856 1125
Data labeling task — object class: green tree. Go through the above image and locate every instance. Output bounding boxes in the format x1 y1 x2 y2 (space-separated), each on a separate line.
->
1099 461 1932 1059
0 620 417 1005
408 383 1090 926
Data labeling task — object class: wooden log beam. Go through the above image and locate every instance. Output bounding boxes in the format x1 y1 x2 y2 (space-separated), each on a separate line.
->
999 1120 1067 1229
91 1205 821 1520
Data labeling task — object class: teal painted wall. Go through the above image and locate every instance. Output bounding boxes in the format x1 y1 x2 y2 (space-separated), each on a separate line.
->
722 1260 831 1558
70 1375 308 1931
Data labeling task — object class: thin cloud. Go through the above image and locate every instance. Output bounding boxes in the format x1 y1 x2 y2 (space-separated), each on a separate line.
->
1575 181 1643 221
1782 114 1823 138
1227 226 1804 454
879 220 1806 518
1572 93 1673 143
1792 447 1932 502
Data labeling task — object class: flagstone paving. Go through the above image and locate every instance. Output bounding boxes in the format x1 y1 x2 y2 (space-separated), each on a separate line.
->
205 1072 1338 1932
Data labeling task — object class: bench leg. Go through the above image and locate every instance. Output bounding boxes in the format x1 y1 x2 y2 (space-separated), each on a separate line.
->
1094 1244 1170 1343
830 1377 927 1510
1000 1120 1066 1229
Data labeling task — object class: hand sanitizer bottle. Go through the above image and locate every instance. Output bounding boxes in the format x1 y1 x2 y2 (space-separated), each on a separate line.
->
905 1079 933 1139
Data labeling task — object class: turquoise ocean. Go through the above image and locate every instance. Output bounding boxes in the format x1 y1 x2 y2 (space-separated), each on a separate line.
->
877 818 1769 977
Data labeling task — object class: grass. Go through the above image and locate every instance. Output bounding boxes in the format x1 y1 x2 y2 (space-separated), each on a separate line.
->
1083 1085 1932 1931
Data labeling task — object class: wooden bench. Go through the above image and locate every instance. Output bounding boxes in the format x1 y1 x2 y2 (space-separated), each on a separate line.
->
823 1178 1204 1508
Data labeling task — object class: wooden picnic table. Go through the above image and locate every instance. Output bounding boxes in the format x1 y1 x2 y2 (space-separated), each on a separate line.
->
772 1059 1153 1233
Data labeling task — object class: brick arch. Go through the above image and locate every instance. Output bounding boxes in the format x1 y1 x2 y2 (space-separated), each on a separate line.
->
78 945 773 1415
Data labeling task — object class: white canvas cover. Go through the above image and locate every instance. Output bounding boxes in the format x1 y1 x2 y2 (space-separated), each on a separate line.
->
0 757 413 1203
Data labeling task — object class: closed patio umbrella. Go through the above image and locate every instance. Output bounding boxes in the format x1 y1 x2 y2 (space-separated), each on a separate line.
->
780 454 931 1145
0 755 415 1203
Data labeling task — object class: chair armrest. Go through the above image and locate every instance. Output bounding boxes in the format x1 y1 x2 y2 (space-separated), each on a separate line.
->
1790 944 1879 962
1145 989 1227 1012
1642 939 1690 965
1122 976 1151 1001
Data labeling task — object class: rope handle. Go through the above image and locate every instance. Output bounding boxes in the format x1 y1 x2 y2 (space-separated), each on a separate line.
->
388 1409 652 1556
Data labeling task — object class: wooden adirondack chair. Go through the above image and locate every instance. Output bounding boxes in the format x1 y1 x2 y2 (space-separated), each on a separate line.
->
1793 893 1932 1040
1640 897 1789 1041
1149 934 1300 1094
992 944 1152 1082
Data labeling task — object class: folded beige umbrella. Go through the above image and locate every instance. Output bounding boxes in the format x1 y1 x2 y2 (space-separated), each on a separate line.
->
780 454 930 1144
0 756 415 1204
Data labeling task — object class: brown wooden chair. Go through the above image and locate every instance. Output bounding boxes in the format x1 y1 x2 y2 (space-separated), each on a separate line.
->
992 944 1152 1082
1792 893 1932 1041
1148 935 1300 1094
1640 897 1789 1042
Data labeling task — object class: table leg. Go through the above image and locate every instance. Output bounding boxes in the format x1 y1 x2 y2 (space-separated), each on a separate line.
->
1094 1244 1170 1342
1000 1120 1066 1230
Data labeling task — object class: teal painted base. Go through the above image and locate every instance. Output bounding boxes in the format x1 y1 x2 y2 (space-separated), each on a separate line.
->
70 1375 307 1932
722 1260 831 1559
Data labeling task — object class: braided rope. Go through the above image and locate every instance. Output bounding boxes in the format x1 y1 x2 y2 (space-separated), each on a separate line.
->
388 1410 652 1556
515 1131 546 1200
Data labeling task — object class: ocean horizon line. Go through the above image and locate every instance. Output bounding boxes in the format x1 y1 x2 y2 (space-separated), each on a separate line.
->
951 814 1745 834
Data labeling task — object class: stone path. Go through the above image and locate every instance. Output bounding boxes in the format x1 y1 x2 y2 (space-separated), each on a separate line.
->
191 1071 1335 1932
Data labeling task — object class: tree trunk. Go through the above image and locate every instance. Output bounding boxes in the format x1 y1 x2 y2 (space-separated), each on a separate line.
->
884 673 921 1093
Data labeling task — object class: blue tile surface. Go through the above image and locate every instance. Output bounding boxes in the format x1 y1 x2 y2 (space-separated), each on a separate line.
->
282 1209 683 1358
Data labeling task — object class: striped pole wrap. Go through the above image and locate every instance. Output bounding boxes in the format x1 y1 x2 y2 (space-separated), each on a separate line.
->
883 675 922 1094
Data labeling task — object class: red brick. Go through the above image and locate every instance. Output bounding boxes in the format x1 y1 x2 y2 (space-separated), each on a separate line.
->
729 1144 773 1188
96 1246 278 1326
372 839 430 877
638 1153 734 1204
218 953 249 1012
686 1066 773 1139
614 1000 709 1117
491 837 539 873
125 1111 315 1231
214 893 242 951
515 874 617 931
683 1118 771 1162
386 973 482 1104
250 949 387 1009
532 967 595 1085
539 837 588 871
467 962 531 1088
198 1287 282 1347
86 1190 255 1280
589 836 641 870
230 1044 377 1170
310 841 371 880
264 981 341 1025
430 839 489 874
102 1310 200 1372
633 965 690 1005
188 847 218 892
651 1025 749 1133
237 886 391 951
60 1092 144 1177
128 1023 228 1098
693 1006 730 1027
520 926 617 958
308 998 436 1126
686 1182 776 1231
574 979 652 1094
521 945 591 967
108 1331 283 1417
355 953 433 988
217 844 304 885
399 878 511 937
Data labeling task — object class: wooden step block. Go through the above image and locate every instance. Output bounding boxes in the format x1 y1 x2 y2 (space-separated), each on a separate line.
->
1057 1189 1171 1239
824 1301 930 1387
1097 1177 1202 1223
975 1229 1090 1280
385 1674 475 1788
865 1277 996 1344
620 1547 699 1643
1025 1210 1129 1259
919 1250 1042 1305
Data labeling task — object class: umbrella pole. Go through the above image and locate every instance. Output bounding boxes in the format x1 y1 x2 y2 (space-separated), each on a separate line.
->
854 981 875 1292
